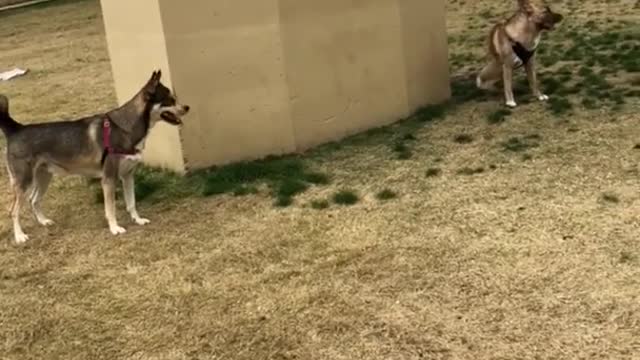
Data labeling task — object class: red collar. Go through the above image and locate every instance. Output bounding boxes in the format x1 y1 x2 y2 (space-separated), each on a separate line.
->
101 116 139 164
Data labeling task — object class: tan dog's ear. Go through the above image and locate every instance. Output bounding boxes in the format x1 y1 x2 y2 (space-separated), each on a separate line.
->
517 0 535 14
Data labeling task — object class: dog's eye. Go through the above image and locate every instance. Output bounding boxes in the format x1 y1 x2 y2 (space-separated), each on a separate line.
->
161 97 176 107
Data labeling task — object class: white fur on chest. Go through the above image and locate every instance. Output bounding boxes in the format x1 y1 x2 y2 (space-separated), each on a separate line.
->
532 34 541 50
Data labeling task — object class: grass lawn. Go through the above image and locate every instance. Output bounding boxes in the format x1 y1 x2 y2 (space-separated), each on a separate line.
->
1 0 639 359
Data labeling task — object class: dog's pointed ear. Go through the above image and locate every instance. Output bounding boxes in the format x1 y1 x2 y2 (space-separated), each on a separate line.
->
150 70 161 84
144 70 161 96
517 0 535 14
0 95 9 115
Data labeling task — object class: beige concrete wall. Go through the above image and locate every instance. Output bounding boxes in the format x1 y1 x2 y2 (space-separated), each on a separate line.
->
100 0 450 172
158 0 296 169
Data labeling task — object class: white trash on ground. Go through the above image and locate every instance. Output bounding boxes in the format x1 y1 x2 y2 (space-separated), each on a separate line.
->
0 68 28 81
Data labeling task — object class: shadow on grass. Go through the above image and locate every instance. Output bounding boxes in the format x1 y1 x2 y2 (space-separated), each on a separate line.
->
105 74 492 208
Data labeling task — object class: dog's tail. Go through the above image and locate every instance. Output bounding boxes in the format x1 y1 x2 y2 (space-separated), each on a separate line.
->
0 94 23 137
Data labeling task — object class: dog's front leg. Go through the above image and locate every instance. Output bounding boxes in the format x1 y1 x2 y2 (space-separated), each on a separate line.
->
502 63 517 108
101 176 126 235
525 58 548 101
121 172 150 226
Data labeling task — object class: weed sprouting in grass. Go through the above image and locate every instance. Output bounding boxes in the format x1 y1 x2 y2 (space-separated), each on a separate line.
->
375 189 398 201
454 133 474 144
392 141 412 160
310 199 330 210
547 97 573 116
274 196 293 208
501 135 541 153
541 77 564 95
456 167 485 176
426 168 441 177
601 192 620 204
275 179 309 199
415 103 448 122
581 97 598 109
402 133 417 141
332 190 359 205
487 108 512 124
619 251 637 264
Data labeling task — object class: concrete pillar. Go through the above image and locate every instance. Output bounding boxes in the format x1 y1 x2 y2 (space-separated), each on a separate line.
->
100 0 450 172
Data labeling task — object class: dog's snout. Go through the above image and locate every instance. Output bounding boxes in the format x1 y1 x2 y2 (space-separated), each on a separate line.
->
183 105 190 113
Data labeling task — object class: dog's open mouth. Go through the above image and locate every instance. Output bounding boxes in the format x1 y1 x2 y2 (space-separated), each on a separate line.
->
161 111 182 125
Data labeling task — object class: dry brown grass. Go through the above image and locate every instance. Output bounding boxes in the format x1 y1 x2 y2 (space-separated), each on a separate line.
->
1 0 640 359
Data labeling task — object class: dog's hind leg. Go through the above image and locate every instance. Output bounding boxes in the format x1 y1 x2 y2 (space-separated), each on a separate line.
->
10 186 28 243
477 61 502 90
29 166 54 226
9 161 33 243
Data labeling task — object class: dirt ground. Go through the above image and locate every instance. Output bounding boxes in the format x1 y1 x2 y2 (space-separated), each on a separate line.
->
1 0 639 359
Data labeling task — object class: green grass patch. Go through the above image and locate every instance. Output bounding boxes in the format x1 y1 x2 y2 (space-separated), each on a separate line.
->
332 190 360 206
487 108 512 124
375 189 398 201
453 133 474 144
601 192 620 204
619 251 637 264
310 199 330 210
501 135 541 153
274 196 293 208
93 155 333 208
426 168 442 177
456 167 485 176
547 97 573 116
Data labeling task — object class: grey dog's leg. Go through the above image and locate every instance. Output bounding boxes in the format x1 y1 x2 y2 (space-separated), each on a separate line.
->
30 166 54 226
102 175 126 235
121 172 150 226
9 160 33 243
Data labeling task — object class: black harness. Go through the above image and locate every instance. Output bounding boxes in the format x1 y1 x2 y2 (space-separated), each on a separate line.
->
506 33 537 68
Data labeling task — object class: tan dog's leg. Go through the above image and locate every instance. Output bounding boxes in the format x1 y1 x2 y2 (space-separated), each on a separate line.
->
525 58 549 101
502 63 517 107
102 176 126 235
477 60 502 90
121 172 150 226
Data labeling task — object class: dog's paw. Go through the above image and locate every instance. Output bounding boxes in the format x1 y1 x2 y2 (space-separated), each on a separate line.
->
134 217 150 226
39 218 55 226
109 225 127 235
538 94 549 101
14 232 29 244
505 100 517 108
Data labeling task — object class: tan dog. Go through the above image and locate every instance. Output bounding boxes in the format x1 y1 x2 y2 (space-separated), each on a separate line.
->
476 0 563 107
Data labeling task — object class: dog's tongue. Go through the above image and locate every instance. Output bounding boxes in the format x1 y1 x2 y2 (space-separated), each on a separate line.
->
161 111 181 124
